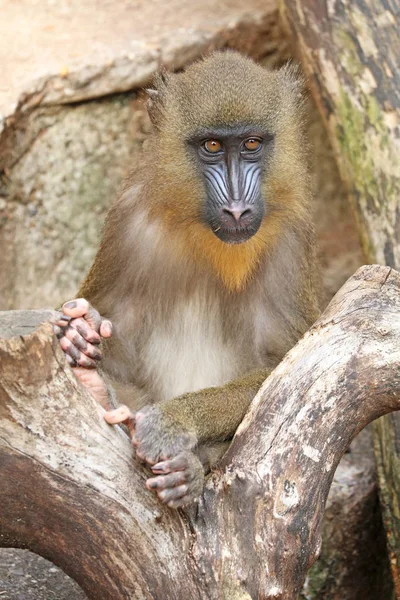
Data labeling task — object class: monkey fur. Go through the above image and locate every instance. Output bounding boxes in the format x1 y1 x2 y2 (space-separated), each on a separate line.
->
59 51 320 508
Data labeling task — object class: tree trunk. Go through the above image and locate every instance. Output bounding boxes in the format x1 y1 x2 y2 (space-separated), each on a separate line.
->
280 1 400 594
1 265 400 599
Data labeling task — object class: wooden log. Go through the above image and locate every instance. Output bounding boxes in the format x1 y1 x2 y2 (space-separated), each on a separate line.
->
301 428 392 600
1 265 400 599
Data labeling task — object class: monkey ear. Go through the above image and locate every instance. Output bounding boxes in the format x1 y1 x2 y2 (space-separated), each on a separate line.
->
277 62 306 100
146 89 159 100
146 93 162 129
145 70 171 130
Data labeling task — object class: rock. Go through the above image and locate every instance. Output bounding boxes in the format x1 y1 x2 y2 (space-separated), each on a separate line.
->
0 0 286 311
0 0 280 125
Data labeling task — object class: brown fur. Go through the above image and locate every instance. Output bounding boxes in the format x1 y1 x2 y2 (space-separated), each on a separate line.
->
79 51 319 451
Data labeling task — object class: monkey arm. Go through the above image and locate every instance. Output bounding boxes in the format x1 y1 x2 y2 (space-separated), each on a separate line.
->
102 368 270 508
159 368 270 444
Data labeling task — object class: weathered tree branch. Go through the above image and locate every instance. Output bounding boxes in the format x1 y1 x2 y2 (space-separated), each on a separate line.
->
1 264 399 599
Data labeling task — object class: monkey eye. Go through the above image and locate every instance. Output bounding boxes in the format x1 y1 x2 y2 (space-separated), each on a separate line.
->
203 139 223 154
243 138 262 152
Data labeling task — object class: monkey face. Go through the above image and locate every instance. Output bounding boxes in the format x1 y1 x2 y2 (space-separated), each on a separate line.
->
148 52 307 271
188 125 273 244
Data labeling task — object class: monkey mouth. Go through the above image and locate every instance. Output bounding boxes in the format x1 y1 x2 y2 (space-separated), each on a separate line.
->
213 224 260 244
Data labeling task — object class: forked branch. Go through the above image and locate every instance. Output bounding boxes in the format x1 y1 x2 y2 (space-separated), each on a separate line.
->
1 265 399 599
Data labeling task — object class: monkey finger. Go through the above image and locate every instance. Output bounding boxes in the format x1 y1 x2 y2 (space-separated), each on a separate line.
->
62 298 90 318
135 447 157 465
62 298 103 333
166 497 191 509
157 485 189 505
63 326 102 360
152 454 189 474
51 313 72 328
99 320 113 338
65 354 77 367
146 471 187 492
68 318 101 345
104 405 134 425
134 453 147 465
53 325 62 337
59 336 98 369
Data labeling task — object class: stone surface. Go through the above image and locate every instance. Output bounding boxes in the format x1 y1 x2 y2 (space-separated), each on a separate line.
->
0 0 286 311
0 94 147 309
0 0 278 128
0 549 87 600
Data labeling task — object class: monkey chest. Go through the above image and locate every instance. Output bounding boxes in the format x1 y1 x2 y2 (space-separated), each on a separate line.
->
141 300 260 402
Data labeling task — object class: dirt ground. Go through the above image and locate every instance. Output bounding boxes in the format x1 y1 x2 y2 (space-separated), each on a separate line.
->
0 549 87 599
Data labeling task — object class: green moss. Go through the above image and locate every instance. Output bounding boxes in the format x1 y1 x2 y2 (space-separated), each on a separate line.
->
335 30 363 79
336 92 365 168
366 96 384 132
335 90 388 199
300 542 341 600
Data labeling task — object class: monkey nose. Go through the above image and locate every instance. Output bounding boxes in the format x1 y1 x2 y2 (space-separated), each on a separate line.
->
221 204 253 226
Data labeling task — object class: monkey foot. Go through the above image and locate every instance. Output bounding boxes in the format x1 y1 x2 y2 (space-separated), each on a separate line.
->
147 451 205 508
105 406 204 508
54 298 113 407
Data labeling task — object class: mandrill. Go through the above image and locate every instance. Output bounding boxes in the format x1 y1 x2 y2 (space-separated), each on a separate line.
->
56 51 320 508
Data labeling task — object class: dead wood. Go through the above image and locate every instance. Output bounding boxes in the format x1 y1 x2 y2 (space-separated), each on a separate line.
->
1 265 399 599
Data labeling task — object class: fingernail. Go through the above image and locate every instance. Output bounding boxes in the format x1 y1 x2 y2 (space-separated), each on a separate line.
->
60 315 72 322
63 301 77 309
147 480 158 489
152 463 166 473
104 321 113 335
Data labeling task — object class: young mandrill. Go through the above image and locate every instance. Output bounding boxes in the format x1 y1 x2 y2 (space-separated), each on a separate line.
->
56 51 320 509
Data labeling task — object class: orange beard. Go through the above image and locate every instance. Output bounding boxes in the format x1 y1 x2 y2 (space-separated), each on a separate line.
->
178 217 280 292
153 193 285 293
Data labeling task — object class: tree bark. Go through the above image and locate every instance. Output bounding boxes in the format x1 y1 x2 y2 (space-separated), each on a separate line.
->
280 0 400 266
1 265 400 599
280 1 400 593
301 428 392 600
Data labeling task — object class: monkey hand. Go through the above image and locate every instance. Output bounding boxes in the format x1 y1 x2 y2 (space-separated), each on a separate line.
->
105 405 205 508
53 298 113 407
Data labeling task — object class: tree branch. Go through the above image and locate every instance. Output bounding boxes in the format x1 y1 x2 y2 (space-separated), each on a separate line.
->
1 265 399 599
195 264 400 598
